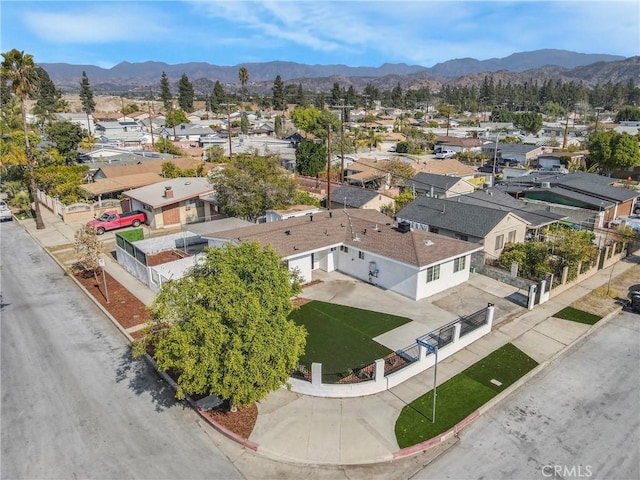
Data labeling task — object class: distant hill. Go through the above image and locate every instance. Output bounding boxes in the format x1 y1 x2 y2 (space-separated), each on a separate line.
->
39 49 635 95
429 49 624 77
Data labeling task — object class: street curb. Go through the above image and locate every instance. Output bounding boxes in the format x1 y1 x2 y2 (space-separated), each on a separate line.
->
17 217 135 344
142 354 259 452
390 304 625 461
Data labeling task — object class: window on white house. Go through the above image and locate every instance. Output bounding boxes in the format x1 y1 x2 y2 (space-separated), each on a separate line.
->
453 256 466 272
358 251 365 260
340 245 349 253
426 265 440 283
495 234 504 251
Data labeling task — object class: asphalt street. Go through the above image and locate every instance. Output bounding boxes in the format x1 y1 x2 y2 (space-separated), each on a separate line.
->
414 310 640 480
0 221 243 480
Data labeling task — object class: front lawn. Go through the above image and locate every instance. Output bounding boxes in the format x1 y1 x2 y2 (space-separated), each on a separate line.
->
289 301 411 383
552 306 602 325
395 343 538 447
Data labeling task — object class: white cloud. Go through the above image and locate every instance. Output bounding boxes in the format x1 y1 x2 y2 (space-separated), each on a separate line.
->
23 5 169 44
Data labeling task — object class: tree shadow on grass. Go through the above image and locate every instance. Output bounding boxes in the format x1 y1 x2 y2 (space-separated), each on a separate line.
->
115 345 182 412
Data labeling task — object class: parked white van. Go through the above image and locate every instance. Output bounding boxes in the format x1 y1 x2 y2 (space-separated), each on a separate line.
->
435 149 455 159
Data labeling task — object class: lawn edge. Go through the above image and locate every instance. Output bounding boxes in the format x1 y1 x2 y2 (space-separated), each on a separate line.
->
392 305 623 461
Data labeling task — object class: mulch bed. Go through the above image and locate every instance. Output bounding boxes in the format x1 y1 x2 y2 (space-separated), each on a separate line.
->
73 270 151 329
200 401 258 439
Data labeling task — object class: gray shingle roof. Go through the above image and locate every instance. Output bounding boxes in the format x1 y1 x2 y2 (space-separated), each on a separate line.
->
407 172 464 195
331 185 380 208
397 197 517 238
458 188 566 227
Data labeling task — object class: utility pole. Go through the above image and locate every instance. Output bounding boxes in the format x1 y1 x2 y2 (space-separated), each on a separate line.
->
221 102 236 160
362 94 371 152
148 87 155 148
594 107 603 132
326 123 332 209
332 101 353 183
446 104 453 137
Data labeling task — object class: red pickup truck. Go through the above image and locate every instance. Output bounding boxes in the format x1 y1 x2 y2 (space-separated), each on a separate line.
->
87 210 147 235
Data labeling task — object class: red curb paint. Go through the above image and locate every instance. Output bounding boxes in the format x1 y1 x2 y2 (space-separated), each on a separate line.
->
185 396 259 451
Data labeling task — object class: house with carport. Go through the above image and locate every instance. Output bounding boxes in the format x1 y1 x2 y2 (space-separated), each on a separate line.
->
123 177 217 228
202 209 482 300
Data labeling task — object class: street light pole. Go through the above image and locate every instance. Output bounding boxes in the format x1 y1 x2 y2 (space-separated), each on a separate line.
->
221 102 236 160
332 102 352 183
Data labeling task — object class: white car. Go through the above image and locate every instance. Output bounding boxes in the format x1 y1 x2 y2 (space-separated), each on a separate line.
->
435 150 455 159
0 203 12 222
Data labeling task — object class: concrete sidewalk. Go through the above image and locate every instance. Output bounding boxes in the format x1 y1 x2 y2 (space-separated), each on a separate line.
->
18 208 640 466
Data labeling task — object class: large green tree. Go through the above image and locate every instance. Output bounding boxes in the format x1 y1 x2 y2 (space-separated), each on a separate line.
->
208 152 299 223
45 121 84 163
272 75 285 111
79 71 95 133
1 49 45 229
177 73 194 112
588 130 640 174
238 66 249 106
295 138 326 177
133 242 307 409
159 71 172 111
32 66 63 129
513 111 543 135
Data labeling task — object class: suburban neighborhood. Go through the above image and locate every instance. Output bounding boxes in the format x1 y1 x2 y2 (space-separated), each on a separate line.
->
2 7 640 478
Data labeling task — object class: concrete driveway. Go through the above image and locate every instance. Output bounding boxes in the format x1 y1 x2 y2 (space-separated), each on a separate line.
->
300 270 526 351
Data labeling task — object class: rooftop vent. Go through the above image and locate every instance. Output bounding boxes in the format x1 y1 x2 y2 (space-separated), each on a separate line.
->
397 221 411 233
424 240 434 246
541 182 551 188
285 230 291 235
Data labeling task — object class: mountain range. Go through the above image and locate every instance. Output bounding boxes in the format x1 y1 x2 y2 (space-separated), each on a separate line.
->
40 49 636 95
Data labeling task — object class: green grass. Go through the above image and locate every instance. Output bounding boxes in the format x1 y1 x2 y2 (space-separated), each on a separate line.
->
290 301 411 383
553 306 602 325
395 343 538 448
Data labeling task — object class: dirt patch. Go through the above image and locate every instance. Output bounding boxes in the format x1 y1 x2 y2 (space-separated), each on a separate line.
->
73 270 151 329
292 297 313 307
147 249 191 267
571 263 640 317
201 401 258 439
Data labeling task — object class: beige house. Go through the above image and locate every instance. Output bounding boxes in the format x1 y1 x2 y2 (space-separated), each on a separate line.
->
397 196 528 260
123 177 217 228
407 172 475 198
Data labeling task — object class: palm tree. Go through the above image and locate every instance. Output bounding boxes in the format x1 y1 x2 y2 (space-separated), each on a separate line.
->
1 49 45 229
238 66 249 107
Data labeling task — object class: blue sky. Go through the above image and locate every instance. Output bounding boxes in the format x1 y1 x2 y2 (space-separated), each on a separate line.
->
2 1 638 68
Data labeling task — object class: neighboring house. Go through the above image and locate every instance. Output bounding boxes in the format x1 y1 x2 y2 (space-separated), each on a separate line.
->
168 123 216 142
434 136 486 154
481 143 551 166
80 172 165 200
500 172 640 227
396 196 529 260
123 177 216 228
55 112 95 135
264 205 323 223
344 158 391 188
407 172 475 198
202 209 482 300
536 152 586 170
412 159 477 182
456 188 566 240
329 185 394 212
90 157 214 181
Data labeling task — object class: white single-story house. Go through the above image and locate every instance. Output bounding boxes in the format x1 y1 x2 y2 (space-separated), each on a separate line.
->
202 209 482 300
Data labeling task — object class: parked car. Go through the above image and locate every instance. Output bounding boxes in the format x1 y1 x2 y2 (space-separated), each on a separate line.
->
0 201 12 222
629 289 640 313
478 164 502 174
87 210 147 235
435 150 455 159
